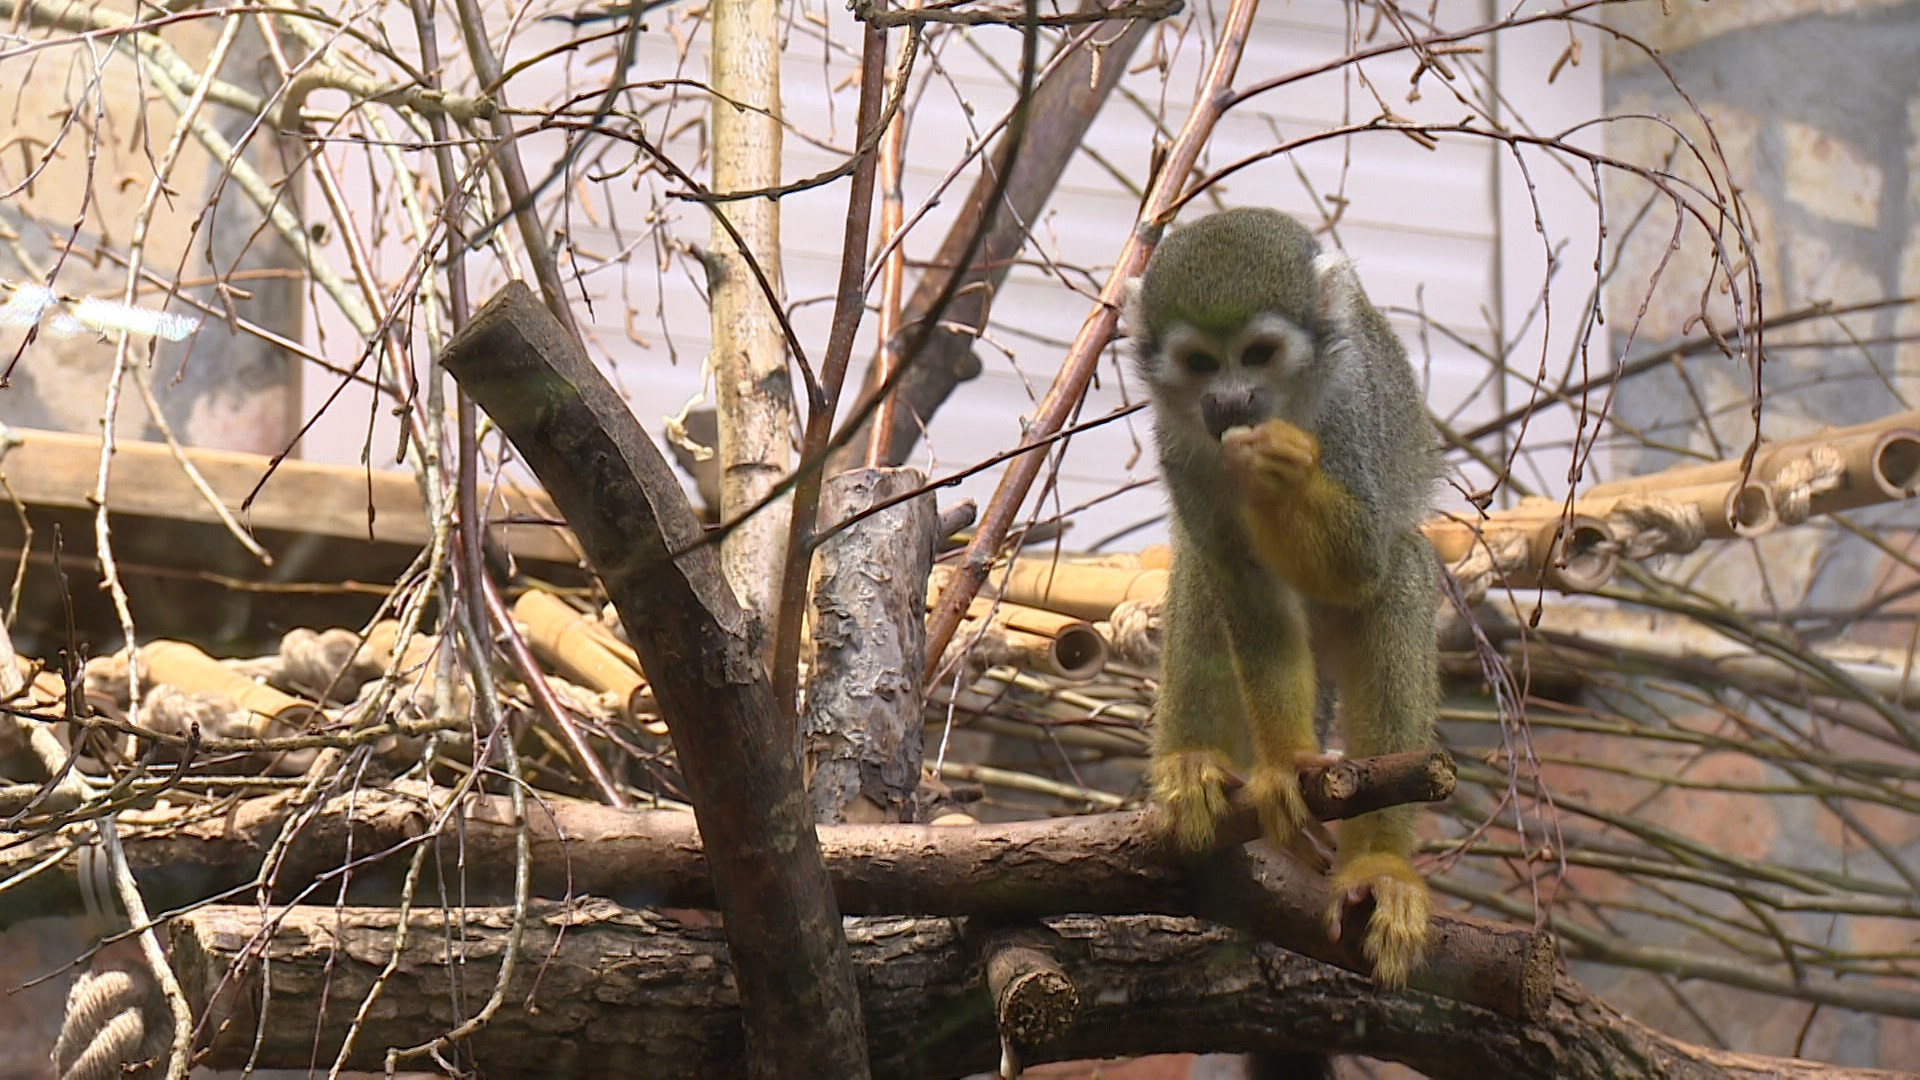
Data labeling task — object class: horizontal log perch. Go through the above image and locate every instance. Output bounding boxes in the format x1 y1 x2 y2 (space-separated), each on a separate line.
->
0 754 1541 1015
2 753 1450 925
168 902 1903 1080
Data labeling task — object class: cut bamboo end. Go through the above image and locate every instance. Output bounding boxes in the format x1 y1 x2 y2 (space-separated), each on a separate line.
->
1424 513 1616 593
1046 624 1109 681
1727 481 1776 536
513 590 649 719
1540 515 1616 593
958 620 1107 682
1873 429 1920 498
960 598 1110 679
137 639 317 733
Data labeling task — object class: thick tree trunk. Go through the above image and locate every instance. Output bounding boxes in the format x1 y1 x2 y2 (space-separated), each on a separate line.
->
169 903 1906 1080
804 467 937 823
441 284 867 1079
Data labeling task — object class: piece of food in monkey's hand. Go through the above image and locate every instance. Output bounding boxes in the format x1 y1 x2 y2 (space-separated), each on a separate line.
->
1222 418 1321 494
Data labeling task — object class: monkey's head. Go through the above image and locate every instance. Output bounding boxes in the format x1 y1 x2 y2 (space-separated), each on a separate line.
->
1129 207 1359 444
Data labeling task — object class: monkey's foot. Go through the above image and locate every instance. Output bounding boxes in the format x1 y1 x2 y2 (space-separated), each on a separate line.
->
1325 851 1432 989
1245 761 1314 847
1223 418 1320 496
1150 749 1234 851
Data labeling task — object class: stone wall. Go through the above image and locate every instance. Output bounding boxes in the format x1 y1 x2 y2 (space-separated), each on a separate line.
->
1588 2 1920 1066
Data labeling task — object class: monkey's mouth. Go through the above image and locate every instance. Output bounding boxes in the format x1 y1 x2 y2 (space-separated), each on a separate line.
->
1199 387 1272 439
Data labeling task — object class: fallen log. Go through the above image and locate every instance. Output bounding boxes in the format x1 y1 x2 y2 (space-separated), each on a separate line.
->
168 901 1904 1080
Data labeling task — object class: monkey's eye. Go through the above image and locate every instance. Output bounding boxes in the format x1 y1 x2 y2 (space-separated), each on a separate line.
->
1241 342 1277 367
1178 350 1219 375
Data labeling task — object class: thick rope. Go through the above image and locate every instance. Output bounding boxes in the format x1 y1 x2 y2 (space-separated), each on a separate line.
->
275 626 379 700
939 620 1017 675
1445 528 1531 606
52 966 171 1080
1770 445 1845 525
1605 494 1706 559
1097 599 1162 667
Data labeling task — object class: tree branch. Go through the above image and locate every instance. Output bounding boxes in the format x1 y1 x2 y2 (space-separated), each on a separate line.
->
3 753 1549 1019
169 902 1905 1080
437 283 867 1077
832 8 1155 471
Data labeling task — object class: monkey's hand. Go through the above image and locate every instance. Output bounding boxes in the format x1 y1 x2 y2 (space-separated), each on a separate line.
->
1325 851 1431 989
1222 418 1319 500
1150 748 1234 851
1222 418 1376 601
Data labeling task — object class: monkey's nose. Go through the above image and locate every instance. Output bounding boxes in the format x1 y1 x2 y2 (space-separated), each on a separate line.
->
1201 388 1270 440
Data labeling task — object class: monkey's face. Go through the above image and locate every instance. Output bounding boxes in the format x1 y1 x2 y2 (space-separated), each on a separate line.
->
1141 312 1318 443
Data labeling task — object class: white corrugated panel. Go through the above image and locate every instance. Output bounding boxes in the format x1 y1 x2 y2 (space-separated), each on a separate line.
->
301 0 1604 545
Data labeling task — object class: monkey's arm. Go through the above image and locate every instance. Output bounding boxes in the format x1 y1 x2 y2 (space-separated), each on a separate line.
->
1149 536 1248 851
1222 421 1384 603
1153 527 1325 850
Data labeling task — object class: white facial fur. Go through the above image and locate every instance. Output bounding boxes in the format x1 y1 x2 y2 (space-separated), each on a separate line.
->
1144 313 1320 443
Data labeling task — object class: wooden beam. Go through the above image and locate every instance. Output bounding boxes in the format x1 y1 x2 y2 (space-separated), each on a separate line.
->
2 427 579 567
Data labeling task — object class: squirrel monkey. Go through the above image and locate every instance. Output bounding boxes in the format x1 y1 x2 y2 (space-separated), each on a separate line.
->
1129 207 1440 988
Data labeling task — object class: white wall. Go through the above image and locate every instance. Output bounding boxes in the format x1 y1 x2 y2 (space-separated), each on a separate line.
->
299 0 1605 547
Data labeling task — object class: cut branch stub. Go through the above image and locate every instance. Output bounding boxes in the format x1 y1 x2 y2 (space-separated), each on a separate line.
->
439 282 868 1080
1186 749 1457 845
975 926 1080 1052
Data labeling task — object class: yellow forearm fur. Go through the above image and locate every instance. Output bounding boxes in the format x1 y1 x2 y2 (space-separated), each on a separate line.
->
1225 421 1378 603
1240 470 1373 602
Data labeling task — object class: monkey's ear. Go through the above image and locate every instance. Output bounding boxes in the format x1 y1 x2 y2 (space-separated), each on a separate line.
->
1119 275 1145 337
1312 251 1365 334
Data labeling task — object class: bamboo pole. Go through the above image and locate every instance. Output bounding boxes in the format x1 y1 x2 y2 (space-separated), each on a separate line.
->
1575 415 1920 533
513 589 653 722
1422 510 1617 593
138 639 317 735
940 561 1169 623
919 413 1920 635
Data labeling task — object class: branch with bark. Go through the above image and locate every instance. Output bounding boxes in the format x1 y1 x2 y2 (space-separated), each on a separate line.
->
439 284 867 1078
834 7 1156 471
168 902 1904 1080
3 754 1556 1021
